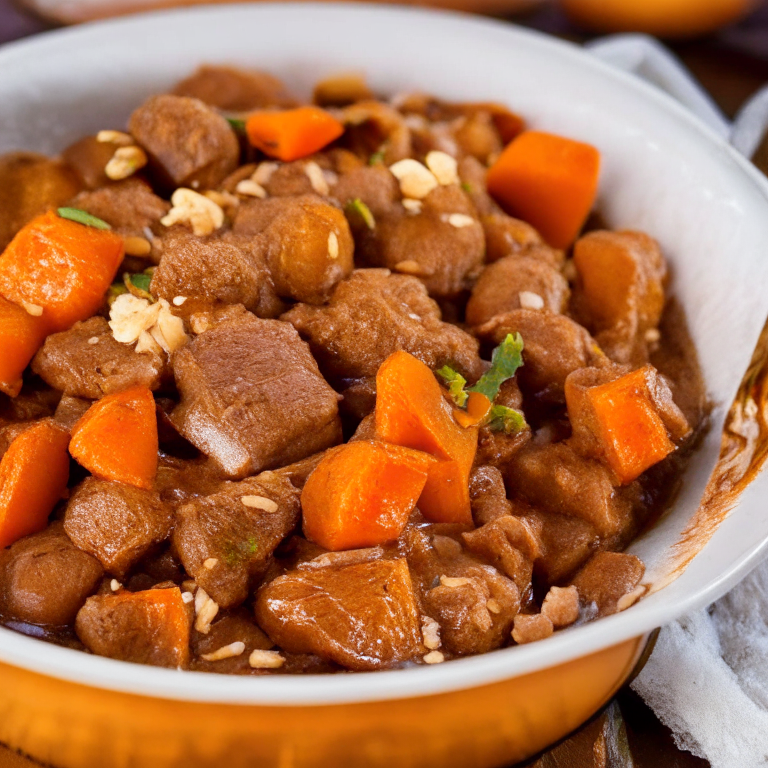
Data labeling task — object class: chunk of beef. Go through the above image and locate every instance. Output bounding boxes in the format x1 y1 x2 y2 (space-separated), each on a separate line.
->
255 558 422 671
173 65 297 111
233 195 354 305
154 455 227 506
573 230 667 365
128 95 239 190
403 525 520 656
338 101 412 165
0 522 103 626
571 551 645 616
466 256 569 328
469 465 514 526
69 178 169 240
61 136 118 189
482 213 546 263
191 611 274 674
353 184 484 299
75 587 191 668
64 478 173 578
457 156 498 217
171 314 341 478
53 395 91 431
32 316 165 399
477 309 604 404
283 269 483 418
474 379 531 469
0 152 82 251
527 508 599 585
150 230 283 318
332 165 401 217
173 471 300 608
507 442 630 537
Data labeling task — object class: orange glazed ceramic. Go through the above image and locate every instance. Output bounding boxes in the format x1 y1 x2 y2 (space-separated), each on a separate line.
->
0 637 645 768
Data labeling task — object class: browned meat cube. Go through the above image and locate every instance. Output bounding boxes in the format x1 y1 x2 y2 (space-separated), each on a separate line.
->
173 471 300 608
191 611 274 674
573 230 667 364
150 230 284 318
53 395 91 431
255 558 422 671
69 178 169 242
477 309 603 404
469 465 514 526
283 269 483 418
571 551 645 616
462 515 540 593
466 256 569 328
507 442 630 537
128 95 239 190
75 587 191 668
61 136 117 189
0 522 103 626
173 65 297 111
32 317 165 399
481 213 546 264
527 508 599 585
0 152 82 251
332 165 401 217
358 185 485 298
64 478 174 578
234 195 354 305
171 314 342 479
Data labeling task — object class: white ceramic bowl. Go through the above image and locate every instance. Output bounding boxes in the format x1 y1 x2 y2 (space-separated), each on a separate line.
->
1 5 768 766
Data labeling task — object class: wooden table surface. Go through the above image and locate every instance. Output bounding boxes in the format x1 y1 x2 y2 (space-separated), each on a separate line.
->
0 2 766 766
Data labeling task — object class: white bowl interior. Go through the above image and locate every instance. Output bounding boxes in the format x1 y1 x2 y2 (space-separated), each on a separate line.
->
1 3 768 705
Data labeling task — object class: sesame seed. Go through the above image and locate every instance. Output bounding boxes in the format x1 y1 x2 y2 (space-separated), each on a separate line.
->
440 575 472 588
241 495 279 513
327 231 339 260
20 301 43 317
88 336 100 345
172 296 187 306
110 579 121 592
445 213 475 229
486 599 502 614
253 161 279 186
423 650 445 664
402 198 423 215
203 558 218 570
305 161 330 196
123 236 152 257
249 649 285 669
519 291 545 310
181 591 194 604
201 641 246 662
394 260 424 276
645 328 661 343
235 179 268 198
425 151 459 186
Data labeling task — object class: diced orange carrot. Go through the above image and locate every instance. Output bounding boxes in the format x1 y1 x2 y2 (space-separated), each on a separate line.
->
584 367 675 484
246 106 344 162
301 440 436 551
0 210 124 334
486 131 601 249
0 295 50 397
375 351 478 525
0 420 70 548
454 391 492 429
69 386 158 489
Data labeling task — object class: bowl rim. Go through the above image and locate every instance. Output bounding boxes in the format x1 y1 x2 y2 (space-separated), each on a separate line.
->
2 0 768 707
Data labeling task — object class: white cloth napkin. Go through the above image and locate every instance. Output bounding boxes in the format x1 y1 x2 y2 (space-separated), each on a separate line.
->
632 555 768 767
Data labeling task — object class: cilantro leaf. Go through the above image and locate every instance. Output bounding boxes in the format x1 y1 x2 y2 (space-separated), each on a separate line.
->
345 198 376 230
57 207 111 230
436 366 468 407
469 333 524 402
486 404 527 434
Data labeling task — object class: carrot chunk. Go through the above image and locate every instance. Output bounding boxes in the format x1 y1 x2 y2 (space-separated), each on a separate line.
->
246 106 344 162
301 440 436 552
375 351 478 525
0 210 124 333
486 131 600 249
69 386 158 490
0 295 50 397
0 420 70 548
582 367 675 484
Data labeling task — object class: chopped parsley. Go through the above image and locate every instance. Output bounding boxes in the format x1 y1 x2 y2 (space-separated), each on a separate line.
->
437 366 468 408
226 117 247 132
469 332 524 402
368 150 385 166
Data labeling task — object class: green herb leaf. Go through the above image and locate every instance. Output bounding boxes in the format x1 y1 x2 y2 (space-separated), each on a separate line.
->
107 283 128 305
130 273 152 293
469 332 524 402
226 117 247 132
369 150 385 166
345 198 376 230
486 404 527 434
123 272 154 302
57 207 111 230
461 181 473 194
436 365 468 407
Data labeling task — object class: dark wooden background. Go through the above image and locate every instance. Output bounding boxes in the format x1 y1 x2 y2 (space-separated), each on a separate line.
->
0 1 766 765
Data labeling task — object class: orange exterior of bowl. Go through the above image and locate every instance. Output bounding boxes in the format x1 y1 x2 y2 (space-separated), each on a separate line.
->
0 635 645 768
